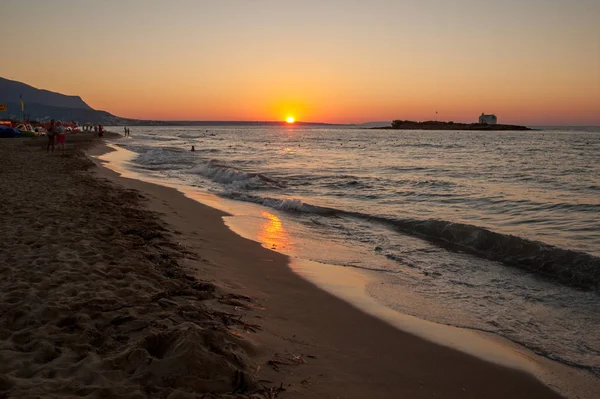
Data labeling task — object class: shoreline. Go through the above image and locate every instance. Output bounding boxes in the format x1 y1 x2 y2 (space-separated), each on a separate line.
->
90 138 599 398
0 133 594 397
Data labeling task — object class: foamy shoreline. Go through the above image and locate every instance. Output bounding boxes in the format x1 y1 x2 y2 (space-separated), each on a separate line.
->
108 124 600 380
0 133 594 398
93 136 599 398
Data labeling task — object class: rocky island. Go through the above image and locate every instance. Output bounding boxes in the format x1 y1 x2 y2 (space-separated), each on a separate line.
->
375 120 532 131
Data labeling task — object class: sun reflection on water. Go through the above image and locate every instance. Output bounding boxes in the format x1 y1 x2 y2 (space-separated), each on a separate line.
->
257 211 293 252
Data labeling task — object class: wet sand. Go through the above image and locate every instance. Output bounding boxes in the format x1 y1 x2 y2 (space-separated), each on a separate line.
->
0 133 589 398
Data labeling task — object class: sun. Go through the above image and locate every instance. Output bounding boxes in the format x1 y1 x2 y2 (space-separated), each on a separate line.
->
286 116 295 124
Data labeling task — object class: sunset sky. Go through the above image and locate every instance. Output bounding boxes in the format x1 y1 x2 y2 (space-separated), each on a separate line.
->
3 0 600 125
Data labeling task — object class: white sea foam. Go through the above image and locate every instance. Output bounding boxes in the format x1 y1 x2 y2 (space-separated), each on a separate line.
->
119 125 600 377
134 148 193 170
190 162 275 190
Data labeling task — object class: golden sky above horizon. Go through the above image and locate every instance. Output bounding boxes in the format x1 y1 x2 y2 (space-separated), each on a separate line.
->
3 0 600 124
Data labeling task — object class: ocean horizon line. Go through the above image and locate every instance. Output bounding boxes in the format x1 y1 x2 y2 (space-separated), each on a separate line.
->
110 119 599 128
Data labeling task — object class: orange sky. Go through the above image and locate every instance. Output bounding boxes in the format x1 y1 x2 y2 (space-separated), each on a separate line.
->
3 0 600 125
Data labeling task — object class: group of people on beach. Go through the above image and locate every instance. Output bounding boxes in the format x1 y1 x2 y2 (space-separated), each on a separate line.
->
123 127 131 138
46 119 67 155
46 121 107 154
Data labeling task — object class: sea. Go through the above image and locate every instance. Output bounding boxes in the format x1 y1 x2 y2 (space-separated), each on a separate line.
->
106 125 600 376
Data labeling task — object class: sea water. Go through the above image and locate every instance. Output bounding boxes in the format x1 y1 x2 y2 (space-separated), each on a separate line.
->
108 125 600 376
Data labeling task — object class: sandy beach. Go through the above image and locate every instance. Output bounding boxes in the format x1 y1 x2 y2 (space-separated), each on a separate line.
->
0 133 590 398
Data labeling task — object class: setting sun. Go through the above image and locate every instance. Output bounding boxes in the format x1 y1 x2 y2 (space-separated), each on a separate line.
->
286 116 295 124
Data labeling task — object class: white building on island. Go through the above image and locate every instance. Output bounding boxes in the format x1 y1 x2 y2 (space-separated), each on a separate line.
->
479 113 497 125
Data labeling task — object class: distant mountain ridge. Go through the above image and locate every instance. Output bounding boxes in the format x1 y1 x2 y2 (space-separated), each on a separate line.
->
0 77 120 124
0 77 354 126
0 77 92 110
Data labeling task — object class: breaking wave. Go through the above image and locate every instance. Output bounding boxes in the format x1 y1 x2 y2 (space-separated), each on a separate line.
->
224 192 337 214
134 148 193 171
190 162 282 190
222 193 600 291
373 217 600 291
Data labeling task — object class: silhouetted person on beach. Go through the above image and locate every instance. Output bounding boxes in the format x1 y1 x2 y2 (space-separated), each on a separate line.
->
56 121 67 155
191 145 195 151
47 119 56 153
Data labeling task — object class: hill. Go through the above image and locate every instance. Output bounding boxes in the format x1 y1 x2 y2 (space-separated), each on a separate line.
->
0 77 92 110
0 77 350 127
2 101 121 125
0 77 117 124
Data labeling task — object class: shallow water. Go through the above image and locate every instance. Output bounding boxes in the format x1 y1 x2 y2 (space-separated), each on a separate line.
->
108 125 600 376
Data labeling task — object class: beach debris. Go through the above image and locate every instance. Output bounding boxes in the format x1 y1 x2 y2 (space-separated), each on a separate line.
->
219 293 254 308
207 310 261 332
191 280 216 292
232 369 250 394
252 382 286 399
267 352 306 371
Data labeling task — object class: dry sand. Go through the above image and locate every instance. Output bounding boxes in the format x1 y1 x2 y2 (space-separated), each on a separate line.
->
0 134 263 398
0 133 583 398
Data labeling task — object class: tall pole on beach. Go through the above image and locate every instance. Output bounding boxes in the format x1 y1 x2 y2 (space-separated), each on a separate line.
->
20 95 25 122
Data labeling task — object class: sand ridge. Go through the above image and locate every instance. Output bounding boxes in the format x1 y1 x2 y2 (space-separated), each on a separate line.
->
0 136 271 398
